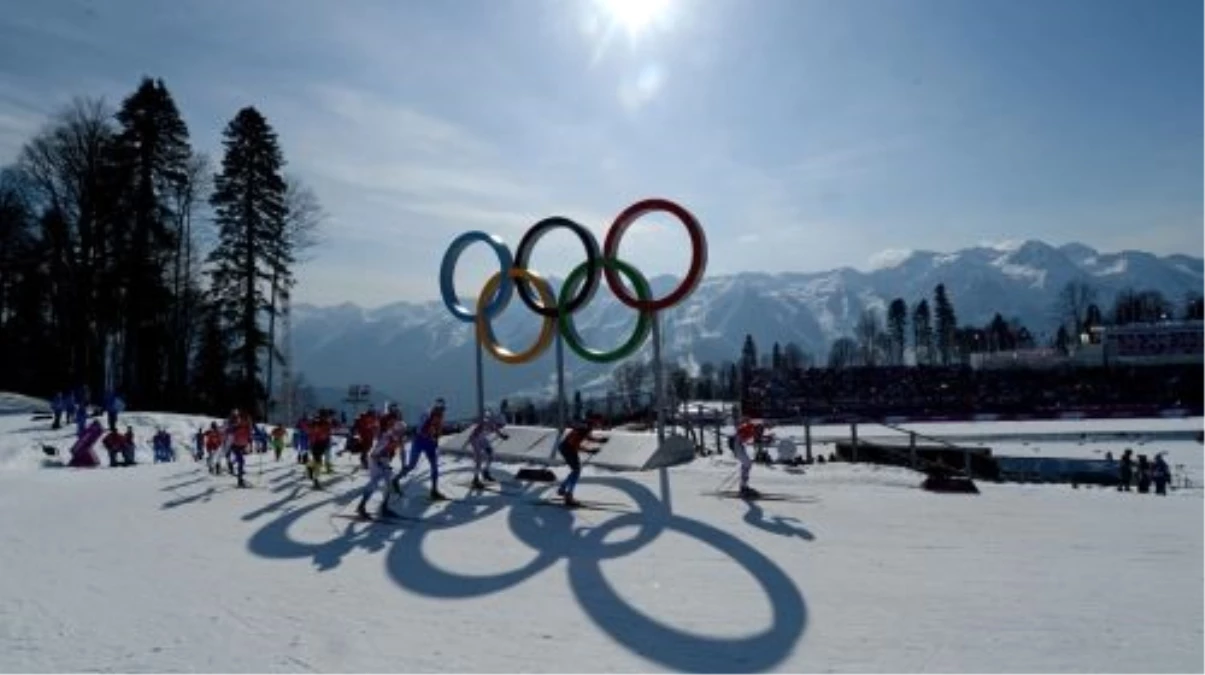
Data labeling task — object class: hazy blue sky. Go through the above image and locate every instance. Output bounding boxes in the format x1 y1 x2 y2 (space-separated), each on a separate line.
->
0 0 1200 307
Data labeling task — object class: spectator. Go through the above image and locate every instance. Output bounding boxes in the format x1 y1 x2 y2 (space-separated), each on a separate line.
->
1152 454 1170 496
105 392 125 432
1118 449 1133 492
153 428 174 463
1136 455 1151 494
102 428 128 467
51 392 64 429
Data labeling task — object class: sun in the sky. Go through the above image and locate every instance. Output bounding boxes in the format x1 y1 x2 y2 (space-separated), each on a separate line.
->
594 0 671 37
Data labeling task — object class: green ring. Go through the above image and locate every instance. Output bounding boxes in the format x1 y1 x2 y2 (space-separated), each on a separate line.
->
558 258 653 363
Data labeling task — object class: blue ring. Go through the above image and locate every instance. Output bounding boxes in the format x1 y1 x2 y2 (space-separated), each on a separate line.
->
439 231 515 323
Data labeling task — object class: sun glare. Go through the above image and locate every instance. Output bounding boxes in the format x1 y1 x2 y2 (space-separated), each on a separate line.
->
598 0 670 35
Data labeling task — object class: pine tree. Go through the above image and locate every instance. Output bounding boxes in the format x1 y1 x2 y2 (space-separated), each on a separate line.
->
933 284 957 365
886 298 907 365
191 302 230 415
739 334 758 397
783 342 808 371
1054 325 1071 355
912 299 932 366
207 107 290 416
987 313 1010 352
1185 294 1204 321
112 77 193 405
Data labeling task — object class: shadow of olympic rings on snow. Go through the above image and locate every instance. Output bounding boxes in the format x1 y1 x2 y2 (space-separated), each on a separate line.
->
245 465 808 672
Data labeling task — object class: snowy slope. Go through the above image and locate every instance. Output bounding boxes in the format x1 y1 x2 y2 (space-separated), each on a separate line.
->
0 411 1201 672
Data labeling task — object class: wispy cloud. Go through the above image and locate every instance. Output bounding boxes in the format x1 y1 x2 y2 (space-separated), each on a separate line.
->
0 0 1198 308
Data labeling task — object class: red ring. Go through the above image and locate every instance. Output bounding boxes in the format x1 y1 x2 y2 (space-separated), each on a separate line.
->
602 198 708 312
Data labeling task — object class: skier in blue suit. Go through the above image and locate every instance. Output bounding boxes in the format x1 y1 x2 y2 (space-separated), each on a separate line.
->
393 398 447 501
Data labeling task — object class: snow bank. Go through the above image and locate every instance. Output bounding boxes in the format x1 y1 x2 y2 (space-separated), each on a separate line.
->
0 391 49 416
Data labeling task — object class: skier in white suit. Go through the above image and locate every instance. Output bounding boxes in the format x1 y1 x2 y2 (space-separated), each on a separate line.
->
467 408 509 489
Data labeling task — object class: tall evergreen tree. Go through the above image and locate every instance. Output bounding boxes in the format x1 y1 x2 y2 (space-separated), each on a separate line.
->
933 284 957 365
1054 325 1071 355
739 333 758 387
987 313 1011 352
912 299 932 366
191 302 230 414
886 298 908 365
827 337 859 369
206 107 290 416
1185 294 1204 321
783 342 809 371
112 77 193 404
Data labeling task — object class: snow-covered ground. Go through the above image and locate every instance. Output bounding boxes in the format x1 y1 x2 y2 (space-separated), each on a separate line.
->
0 407 1201 672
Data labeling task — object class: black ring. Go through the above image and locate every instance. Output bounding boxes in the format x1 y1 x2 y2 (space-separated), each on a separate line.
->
513 217 602 318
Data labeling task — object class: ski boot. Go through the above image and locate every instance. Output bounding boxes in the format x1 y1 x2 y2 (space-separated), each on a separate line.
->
470 476 486 491
563 493 581 508
481 470 496 483
429 487 448 502
237 477 249 489
739 485 761 499
556 483 568 497
355 498 371 519
323 462 334 475
379 503 399 519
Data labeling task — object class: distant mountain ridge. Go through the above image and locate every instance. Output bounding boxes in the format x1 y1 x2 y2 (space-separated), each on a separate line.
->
290 240 1202 416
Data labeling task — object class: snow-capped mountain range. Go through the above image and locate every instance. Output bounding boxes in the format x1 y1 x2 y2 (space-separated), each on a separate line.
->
291 240 1202 412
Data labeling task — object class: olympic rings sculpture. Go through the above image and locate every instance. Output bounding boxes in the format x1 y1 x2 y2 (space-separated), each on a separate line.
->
438 198 707 365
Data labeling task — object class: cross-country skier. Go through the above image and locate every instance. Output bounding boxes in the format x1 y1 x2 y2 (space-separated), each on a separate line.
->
731 416 760 498
270 424 287 461
294 416 310 465
228 412 252 488
556 417 606 507
306 410 334 489
354 413 404 519
204 422 222 474
393 398 447 501
468 407 508 490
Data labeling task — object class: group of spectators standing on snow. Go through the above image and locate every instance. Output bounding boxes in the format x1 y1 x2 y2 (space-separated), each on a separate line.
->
1110 449 1173 495
50 388 126 434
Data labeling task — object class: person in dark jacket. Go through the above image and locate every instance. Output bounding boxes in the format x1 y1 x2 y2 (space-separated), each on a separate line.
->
1118 449 1133 492
1152 454 1170 496
1136 455 1151 494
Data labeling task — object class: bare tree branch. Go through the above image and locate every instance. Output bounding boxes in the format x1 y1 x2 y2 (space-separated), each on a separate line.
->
283 174 326 265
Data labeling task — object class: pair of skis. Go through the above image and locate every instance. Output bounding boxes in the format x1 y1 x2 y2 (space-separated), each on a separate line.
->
458 480 631 513
702 489 814 503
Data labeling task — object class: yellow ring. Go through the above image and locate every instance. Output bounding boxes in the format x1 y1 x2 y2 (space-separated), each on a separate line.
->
475 268 557 365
